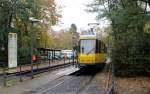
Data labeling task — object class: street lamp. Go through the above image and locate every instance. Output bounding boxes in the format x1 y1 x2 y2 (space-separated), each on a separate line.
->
29 17 41 79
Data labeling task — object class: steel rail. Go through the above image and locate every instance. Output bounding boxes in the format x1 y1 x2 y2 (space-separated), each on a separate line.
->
40 68 95 94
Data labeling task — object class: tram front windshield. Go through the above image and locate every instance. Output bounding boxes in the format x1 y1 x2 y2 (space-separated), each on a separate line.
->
80 40 96 54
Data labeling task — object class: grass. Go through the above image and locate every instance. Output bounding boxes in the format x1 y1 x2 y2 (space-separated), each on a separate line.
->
5 77 20 87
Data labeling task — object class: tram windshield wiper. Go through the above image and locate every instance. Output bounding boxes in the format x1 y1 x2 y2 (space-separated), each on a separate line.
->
86 47 95 55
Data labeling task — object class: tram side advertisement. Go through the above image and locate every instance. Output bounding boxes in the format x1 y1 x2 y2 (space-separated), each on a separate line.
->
8 33 17 68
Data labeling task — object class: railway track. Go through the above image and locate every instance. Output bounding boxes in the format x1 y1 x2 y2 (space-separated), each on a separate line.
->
1 61 120 94
27 66 103 94
1 61 122 94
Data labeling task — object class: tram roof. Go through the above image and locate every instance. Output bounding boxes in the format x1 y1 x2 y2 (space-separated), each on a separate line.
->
80 35 97 40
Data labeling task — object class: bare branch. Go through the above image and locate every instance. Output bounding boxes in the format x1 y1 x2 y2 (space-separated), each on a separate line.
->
120 0 126 9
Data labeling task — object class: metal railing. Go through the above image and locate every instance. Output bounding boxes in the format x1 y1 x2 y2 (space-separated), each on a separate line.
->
0 51 76 87
102 63 115 94
106 84 114 94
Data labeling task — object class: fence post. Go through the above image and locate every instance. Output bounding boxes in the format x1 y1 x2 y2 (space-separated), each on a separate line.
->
64 56 65 64
48 50 51 72
48 51 50 68
3 64 7 87
72 50 75 65
31 63 34 79
49 59 50 67
112 62 115 94
19 63 22 82
36 60 39 74
52 50 53 66
37 60 39 70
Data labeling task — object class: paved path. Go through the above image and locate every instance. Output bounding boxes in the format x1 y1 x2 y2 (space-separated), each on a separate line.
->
0 66 79 94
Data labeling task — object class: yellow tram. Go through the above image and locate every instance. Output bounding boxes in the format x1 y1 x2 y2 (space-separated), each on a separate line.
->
77 34 107 68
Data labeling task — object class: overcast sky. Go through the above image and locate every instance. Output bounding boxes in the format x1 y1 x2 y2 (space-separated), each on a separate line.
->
54 0 150 31
54 0 97 30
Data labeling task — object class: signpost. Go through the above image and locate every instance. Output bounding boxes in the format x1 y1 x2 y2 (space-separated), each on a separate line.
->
8 33 17 68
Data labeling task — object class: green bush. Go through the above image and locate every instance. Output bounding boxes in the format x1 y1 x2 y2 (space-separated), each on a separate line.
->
112 32 150 76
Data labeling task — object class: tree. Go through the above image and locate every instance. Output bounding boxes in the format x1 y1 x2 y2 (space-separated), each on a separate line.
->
0 0 60 64
70 23 79 50
88 0 150 76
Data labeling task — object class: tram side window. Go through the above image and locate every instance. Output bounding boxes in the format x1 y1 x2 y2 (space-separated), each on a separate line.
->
96 40 101 53
104 44 107 53
96 40 98 53
99 41 101 53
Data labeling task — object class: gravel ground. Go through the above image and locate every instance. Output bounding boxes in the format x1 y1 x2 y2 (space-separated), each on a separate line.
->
27 66 107 94
1 63 149 94
0 77 3 85
115 77 150 94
